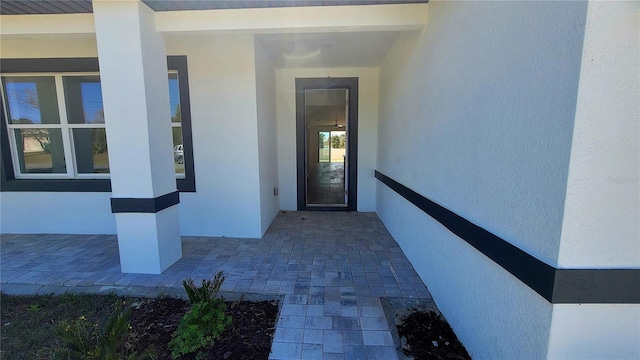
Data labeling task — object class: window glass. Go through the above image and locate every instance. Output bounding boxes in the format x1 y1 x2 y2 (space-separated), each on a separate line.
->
63 76 104 124
72 128 109 174
3 76 60 124
169 74 180 123
169 73 184 175
172 127 184 174
13 128 66 173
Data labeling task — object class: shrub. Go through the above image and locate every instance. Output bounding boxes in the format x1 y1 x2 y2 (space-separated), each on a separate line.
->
54 310 156 360
169 271 232 359
182 271 225 303
168 299 231 359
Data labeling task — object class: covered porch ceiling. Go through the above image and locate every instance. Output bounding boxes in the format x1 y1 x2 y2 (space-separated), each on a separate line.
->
256 31 405 68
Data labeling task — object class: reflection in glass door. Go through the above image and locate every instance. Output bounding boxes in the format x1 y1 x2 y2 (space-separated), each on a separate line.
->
318 131 330 163
305 89 348 207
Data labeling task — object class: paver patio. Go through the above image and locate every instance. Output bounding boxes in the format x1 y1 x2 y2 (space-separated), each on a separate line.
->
1 211 431 360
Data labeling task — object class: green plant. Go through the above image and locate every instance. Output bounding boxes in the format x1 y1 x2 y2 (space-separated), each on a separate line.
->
168 299 231 359
28 303 41 313
54 310 156 360
58 291 76 302
182 271 225 304
169 271 231 359
92 128 108 154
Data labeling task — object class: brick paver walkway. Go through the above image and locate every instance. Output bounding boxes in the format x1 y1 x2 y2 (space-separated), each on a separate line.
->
1 211 431 360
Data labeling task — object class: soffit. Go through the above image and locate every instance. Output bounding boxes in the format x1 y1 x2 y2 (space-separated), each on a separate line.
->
0 0 92 14
256 31 406 68
0 0 428 15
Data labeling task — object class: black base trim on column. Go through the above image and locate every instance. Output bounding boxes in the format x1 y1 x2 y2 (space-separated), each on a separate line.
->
110 191 179 213
553 269 640 304
375 170 640 304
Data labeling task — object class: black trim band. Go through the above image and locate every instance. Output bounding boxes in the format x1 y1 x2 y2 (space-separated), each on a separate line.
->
375 170 640 304
110 191 179 213
553 269 640 304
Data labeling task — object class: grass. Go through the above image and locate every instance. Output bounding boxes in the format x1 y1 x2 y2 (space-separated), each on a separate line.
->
0 293 135 360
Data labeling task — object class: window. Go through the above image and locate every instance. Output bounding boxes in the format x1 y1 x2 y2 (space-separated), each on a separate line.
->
3 74 108 177
0 57 195 192
169 72 184 177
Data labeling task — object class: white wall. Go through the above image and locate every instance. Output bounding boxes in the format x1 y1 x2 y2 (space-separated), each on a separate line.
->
254 39 280 235
276 67 378 211
558 0 640 269
0 37 98 58
548 304 640 360
0 192 115 234
166 35 263 238
548 2 640 359
378 185 554 359
376 1 588 358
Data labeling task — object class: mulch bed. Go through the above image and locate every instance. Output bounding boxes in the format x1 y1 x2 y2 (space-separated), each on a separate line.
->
397 309 471 360
127 297 279 360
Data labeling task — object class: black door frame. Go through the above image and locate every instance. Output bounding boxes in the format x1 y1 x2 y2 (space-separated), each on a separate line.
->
296 77 358 211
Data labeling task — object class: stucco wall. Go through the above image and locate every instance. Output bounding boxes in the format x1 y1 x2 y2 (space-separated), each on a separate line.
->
276 67 378 212
548 304 639 359
165 35 263 238
0 37 98 58
254 39 280 235
548 2 640 359
376 1 588 358
558 0 640 269
0 191 115 234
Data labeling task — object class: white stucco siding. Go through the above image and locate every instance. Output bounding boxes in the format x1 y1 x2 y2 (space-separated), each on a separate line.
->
0 13 95 36
558 0 640 269
379 0 587 266
166 35 263 238
548 2 640 359
254 39 280 235
548 304 640 360
377 185 554 359
377 1 588 358
0 37 98 58
0 192 115 234
276 67 379 212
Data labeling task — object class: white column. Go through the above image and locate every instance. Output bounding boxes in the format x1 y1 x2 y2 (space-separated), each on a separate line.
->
549 1 640 358
93 0 181 274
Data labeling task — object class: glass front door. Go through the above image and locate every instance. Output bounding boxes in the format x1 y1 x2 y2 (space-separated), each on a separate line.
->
296 77 358 211
305 89 348 207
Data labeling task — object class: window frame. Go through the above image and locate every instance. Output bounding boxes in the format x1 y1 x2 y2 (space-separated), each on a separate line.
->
0 56 196 192
3 72 109 179
168 70 186 180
